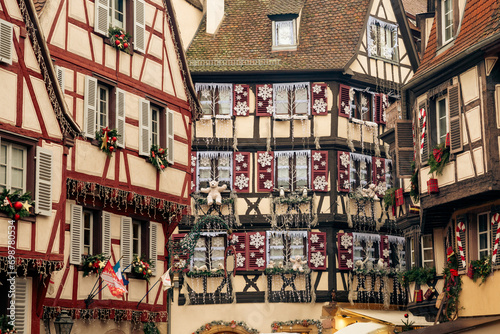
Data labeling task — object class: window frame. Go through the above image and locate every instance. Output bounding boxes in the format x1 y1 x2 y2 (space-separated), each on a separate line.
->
97 84 110 131
272 18 297 50
442 0 454 44
132 220 142 257
267 231 308 266
196 84 233 119
409 236 416 269
274 151 310 191
109 0 126 29
272 83 310 119
0 142 27 193
436 95 448 145
150 105 161 147
83 210 94 256
367 16 398 63
421 234 435 268
478 212 491 259
191 232 227 270
196 152 233 191
349 155 372 191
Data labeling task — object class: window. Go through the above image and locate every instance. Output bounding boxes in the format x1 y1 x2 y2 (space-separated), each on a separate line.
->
275 151 310 191
267 231 307 266
132 220 141 256
195 83 232 118
349 154 372 190
197 151 232 191
192 232 226 270
273 20 296 47
138 100 174 162
478 213 490 259
70 205 108 264
83 210 93 255
442 0 453 43
109 0 125 28
273 83 310 118
409 236 415 268
351 90 373 121
0 142 27 193
421 235 434 268
97 84 109 130
151 106 160 147
367 17 398 62
436 96 448 144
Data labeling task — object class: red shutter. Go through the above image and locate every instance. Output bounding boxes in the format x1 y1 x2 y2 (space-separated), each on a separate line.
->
233 152 250 193
380 235 390 266
311 151 328 192
256 84 273 116
379 94 387 125
171 233 189 272
337 151 350 192
372 156 386 198
311 83 328 115
338 84 351 118
374 94 382 124
231 233 248 271
247 232 266 270
233 84 250 116
308 232 327 270
190 151 197 193
337 232 353 270
257 151 274 192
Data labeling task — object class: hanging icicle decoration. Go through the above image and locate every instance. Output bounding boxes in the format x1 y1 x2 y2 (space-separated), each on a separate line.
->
383 275 390 309
314 136 321 150
182 278 191 306
311 194 318 227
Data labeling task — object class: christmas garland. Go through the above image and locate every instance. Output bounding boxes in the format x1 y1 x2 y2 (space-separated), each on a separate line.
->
149 145 169 171
82 254 108 277
271 319 323 333
132 255 154 282
383 187 396 208
109 27 131 53
442 248 461 321
0 315 17 334
195 197 233 205
0 257 64 279
95 127 120 156
410 161 419 202
192 320 258 334
469 255 492 285
42 306 167 324
397 267 436 286
0 189 33 220
428 143 450 176
186 269 225 277
275 196 312 205
144 322 160 334
264 267 311 275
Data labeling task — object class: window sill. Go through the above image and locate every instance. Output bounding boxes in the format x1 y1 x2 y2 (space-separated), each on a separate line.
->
272 45 298 52
368 54 399 65
215 115 232 120
103 37 134 55
0 212 36 223
436 38 455 56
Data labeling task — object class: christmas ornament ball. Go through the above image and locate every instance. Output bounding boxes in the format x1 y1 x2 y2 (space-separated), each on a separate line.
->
14 201 23 211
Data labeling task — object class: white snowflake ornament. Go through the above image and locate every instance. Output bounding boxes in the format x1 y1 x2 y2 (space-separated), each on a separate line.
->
313 152 323 161
236 253 245 267
312 84 323 94
250 233 265 248
383 249 391 258
258 152 273 167
310 234 319 244
234 174 249 190
258 85 273 101
234 101 249 116
234 85 244 94
313 175 328 191
340 153 350 168
341 234 353 249
310 252 325 268
264 180 273 189
313 98 327 114
255 258 265 267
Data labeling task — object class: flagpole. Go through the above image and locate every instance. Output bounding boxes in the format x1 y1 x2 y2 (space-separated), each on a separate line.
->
136 278 162 309
91 258 132 298
85 256 112 308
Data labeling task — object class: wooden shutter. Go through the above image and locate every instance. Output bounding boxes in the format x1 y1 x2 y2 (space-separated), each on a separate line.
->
172 233 189 272
372 156 386 197
338 84 351 118
55 66 65 95
166 108 175 164
149 222 158 275
35 146 53 216
380 235 390 266
231 233 248 271
308 232 327 270
134 0 146 53
337 151 350 192
94 0 109 36
420 102 429 164
337 232 353 270
448 84 463 153
311 83 328 115
138 98 150 156
121 217 133 272
374 93 386 125
70 204 83 265
311 150 328 192
102 211 111 257
248 232 266 270
395 120 413 177
233 84 250 116
256 84 273 116
84 76 98 138
0 19 13 65
14 278 29 334
233 152 250 193
191 151 197 193
257 151 274 192
115 88 126 148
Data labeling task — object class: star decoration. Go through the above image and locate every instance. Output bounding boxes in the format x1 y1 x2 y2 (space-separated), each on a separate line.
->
22 201 32 212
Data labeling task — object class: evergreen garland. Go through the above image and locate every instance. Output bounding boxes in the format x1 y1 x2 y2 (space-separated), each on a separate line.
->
428 143 450 176
469 255 492 285
143 322 160 334
82 254 108 277
0 189 33 219
271 319 323 333
95 127 120 156
109 27 131 53
397 267 436 286
149 145 169 171
193 320 258 334
383 187 397 208
442 249 461 321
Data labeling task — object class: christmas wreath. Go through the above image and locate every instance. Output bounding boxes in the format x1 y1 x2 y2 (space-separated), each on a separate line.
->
109 27 131 53
95 127 120 156
149 145 169 171
132 255 154 281
428 143 450 176
469 255 492 285
82 254 108 277
0 189 33 220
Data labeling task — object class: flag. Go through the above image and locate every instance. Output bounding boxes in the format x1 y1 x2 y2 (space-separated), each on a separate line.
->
113 260 129 286
101 261 127 298
161 268 172 291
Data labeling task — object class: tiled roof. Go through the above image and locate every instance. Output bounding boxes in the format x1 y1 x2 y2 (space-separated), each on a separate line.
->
401 0 427 16
187 0 371 73
33 0 47 13
410 0 500 82
268 0 305 16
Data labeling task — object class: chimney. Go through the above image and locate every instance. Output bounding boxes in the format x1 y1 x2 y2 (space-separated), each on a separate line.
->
206 0 224 34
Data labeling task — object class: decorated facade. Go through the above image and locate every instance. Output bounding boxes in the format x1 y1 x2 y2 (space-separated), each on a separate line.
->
170 0 424 333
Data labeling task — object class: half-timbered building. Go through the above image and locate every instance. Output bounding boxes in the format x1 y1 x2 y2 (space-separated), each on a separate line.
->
170 0 425 333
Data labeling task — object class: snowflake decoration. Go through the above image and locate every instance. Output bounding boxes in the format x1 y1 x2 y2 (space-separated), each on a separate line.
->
384 238 388 244
258 101 263 107
191 156 197 167
259 248 264 253
314 165 319 170
343 180 350 190
360 161 367 170
346 259 353 268
236 253 245 267
234 174 249 190
242 163 247 168
231 235 239 243
235 166 241 171
341 254 346 260
258 152 273 167
236 95 241 100
219 156 230 166
313 98 327 113
312 84 323 94
201 89 211 99
313 152 323 162
240 243 245 249
200 157 211 167
250 233 265 248
243 91 248 96
264 180 273 189
255 258 265 267
375 182 387 196
267 168 272 173
385 164 391 173
341 234 353 249
348 249 352 254
375 158 382 168
258 84 272 101
340 153 350 168
383 249 391 258
260 174 265 179
319 243 324 249
234 85 244 94
191 181 195 190
313 175 328 191
321 161 326 166
311 246 316 251
310 252 325 268
178 259 186 268
292 237 302 246
266 105 274 114
234 101 249 116
271 238 282 246
212 238 224 248
196 239 205 247
250 252 255 258
310 234 319 244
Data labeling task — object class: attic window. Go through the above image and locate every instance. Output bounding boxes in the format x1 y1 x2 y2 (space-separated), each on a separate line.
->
442 0 454 44
367 17 398 62
272 19 297 50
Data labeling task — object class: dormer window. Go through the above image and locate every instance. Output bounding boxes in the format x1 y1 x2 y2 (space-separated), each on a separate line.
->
272 19 297 51
367 17 398 62
442 0 454 43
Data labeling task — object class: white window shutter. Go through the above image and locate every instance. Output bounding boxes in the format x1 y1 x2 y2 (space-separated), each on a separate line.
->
84 76 98 138
116 88 126 148
134 0 146 53
0 19 13 65
14 278 29 334
94 0 109 36
102 211 111 257
166 108 174 164
138 98 151 156
149 222 158 275
55 66 65 95
35 147 53 216
121 217 133 272
70 204 83 265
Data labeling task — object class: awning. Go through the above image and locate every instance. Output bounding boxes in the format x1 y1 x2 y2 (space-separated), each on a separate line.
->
404 315 500 333
334 322 388 334
340 308 431 327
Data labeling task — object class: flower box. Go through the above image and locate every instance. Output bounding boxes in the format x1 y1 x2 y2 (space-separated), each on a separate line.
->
427 179 439 194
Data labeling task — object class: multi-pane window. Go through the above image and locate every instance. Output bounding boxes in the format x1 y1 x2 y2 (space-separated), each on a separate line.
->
267 231 307 266
274 20 295 46
437 96 448 144
197 152 232 190
83 210 93 255
97 85 109 130
409 237 415 268
275 151 310 191
192 233 226 270
151 106 160 147
109 0 126 29
132 220 141 256
349 154 372 190
351 91 373 121
196 84 232 118
442 0 453 43
367 17 398 62
421 235 434 268
273 83 310 117
478 213 490 259
0 143 27 193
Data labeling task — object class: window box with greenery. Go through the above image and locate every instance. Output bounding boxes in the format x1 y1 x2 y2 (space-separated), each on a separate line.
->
130 255 154 281
468 255 492 285
0 189 33 221
81 253 108 277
